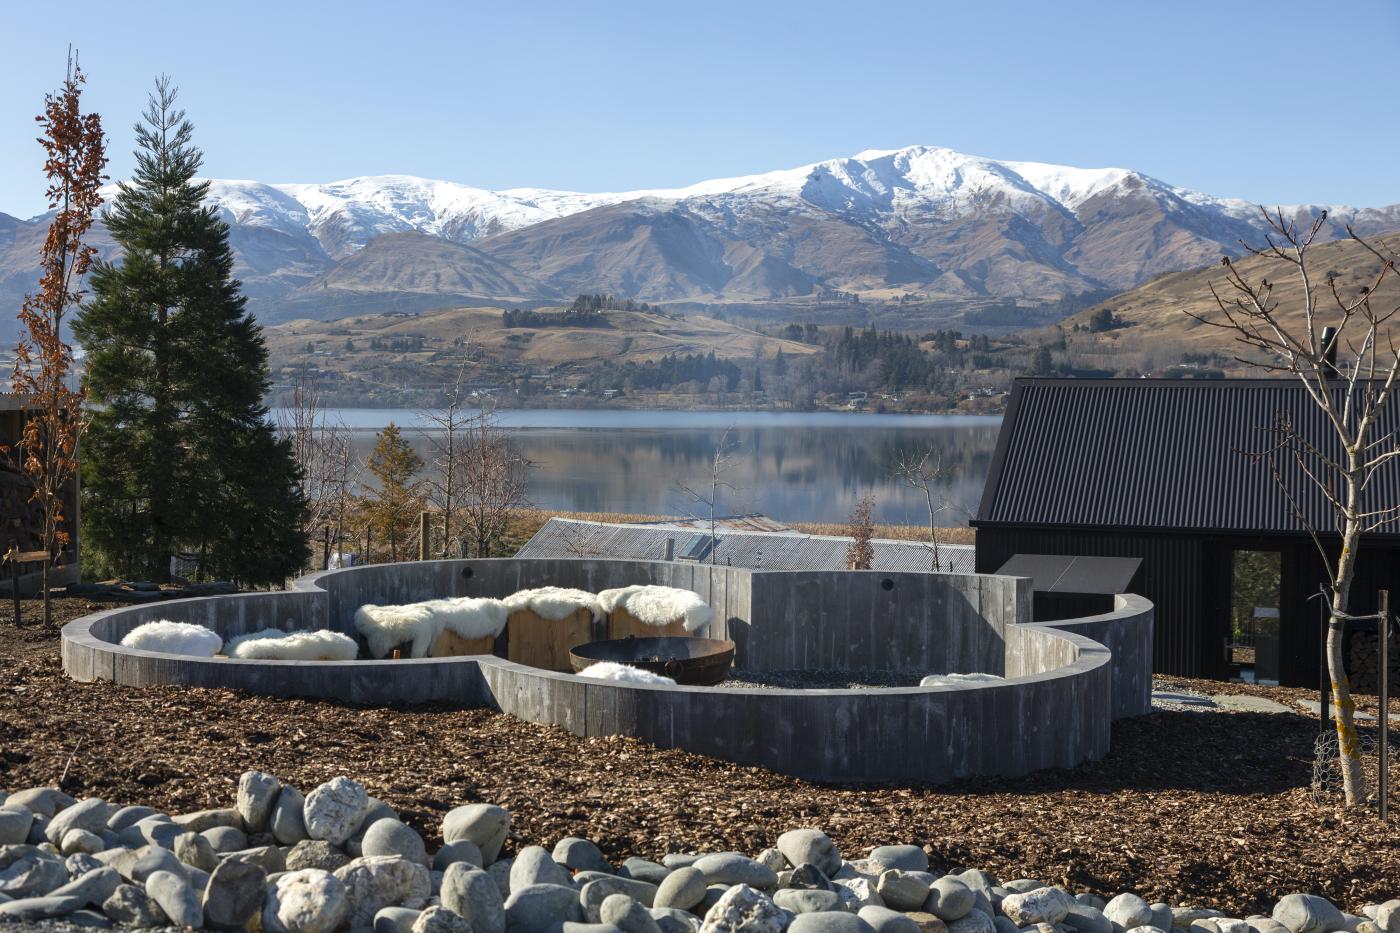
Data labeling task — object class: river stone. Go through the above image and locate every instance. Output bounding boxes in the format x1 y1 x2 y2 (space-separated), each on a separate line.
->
173 809 244 833
699 884 786 933
346 799 399 857
202 825 249 854
0 808 33 846
235 771 281 834
0 845 68 897
622 859 672 885
775 889 843 914
602 893 664 933
1275 896 1346 933
303 777 370 847
200 858 267 930
514 845 574 889
1065 902 1112 933
1003 889 1073 927
173 830 219 872
506 882 585 932
869 846 930 873
790 913 878 933
790 864 835 892
48 867 120 909
64 853 102 878
1106 895 1155 932
662 855 705 870
60 829 104 856
103 882 166 926
863 906 924 933
413 903 473 933
264 868 350 933
0 894 84 921
45 799 110 846
1078 895 1107 911
1248 920 1292 933
1374 902 1400 933
145 868 202 927
655 867 707 911
335 855 433 928
834 877 884 911
105 806 158 833
908 913 949 933
377 905 425 933
434 840 485 872
1124 927 1166 933
442 863 506 933
925 878 976 922
652 907 703 933
756 849 788 873
443 804 512 867
777 830 842 878
265 801 305 848
582 878 661 921
555 837 613 875
6 789 75 820
878 870 934 911
363 819 430 867
129 845 187 886
287 839 351 873
948 911 996 933
489 858 515 898
694 853 778 889
1149 905 1173 932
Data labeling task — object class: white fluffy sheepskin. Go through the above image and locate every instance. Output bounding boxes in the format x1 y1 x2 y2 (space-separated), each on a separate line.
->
919 672 1005 688
502 586 603 622
576 661 677 686
355 603 438 659
225 628 359 661
598 585 714 634
355 597 509 659
119 620 223 657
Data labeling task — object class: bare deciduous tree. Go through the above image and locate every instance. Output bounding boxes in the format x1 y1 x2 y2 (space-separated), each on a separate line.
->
457 404 531 559
4 55 106 626
892 446 953 571
420 359 473 558
677 427 741 564
1185 209 1400 807
276 370 359 568
845 495 875 570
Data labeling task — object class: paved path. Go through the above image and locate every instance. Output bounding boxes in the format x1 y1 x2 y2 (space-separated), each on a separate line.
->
1295 698 1400 722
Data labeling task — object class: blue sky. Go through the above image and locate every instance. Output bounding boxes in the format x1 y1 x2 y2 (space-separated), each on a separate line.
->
3 0 1398 218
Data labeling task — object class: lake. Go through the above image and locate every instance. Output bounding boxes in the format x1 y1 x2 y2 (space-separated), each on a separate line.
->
302 409 1003 526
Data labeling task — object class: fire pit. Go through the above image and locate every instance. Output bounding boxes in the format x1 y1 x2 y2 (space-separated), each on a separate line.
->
570 636 736 686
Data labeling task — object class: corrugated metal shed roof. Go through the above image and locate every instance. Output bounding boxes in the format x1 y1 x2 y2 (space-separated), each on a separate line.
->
628 514 795 533
976 377 1400 535
516 518 976 574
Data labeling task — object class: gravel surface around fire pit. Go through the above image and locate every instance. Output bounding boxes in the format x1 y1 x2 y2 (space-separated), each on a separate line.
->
720 669 923 689
3 598 1399 917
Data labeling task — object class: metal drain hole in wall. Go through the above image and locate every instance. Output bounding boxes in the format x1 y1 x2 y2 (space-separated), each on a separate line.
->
461 567 474 579
881 578 894 591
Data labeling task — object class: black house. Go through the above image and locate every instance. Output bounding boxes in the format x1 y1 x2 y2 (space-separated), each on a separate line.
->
972 377 1400 687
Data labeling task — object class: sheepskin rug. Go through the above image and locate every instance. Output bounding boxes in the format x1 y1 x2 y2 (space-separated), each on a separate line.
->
576 661 677 686
119 620 223 657
225 628 359 661
355 597 509 659
598 585 714 634
503 586 603 622
919 672 1005 688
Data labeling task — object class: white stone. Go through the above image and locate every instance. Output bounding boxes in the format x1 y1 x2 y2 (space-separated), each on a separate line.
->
303 777 370 846
263 869 349 933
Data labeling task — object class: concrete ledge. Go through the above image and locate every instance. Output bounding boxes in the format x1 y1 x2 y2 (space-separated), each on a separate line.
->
61 558 1152 783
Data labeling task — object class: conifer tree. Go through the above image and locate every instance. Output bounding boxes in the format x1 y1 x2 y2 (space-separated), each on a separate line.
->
74 77 306 585
362 423 423 562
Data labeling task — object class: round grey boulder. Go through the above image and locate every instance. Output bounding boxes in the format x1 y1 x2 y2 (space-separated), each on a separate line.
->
414 903 473 933
775 890 842 914
878 870 933 912
512 845 573 889
651 906 703 933
505 882 585 932
303 778 370 847
363 819 429 867
264 868 349 933
6 788 74 820
59 829 104 857
777 830 842 878
1106 895 1155 932
622 858 671 885
789 912 877 933
237 771 281 834
862 906 924 933
376 905 425 933
0 808 34 846
443 804 511 867
868 846 929 873
1274 895 1346 933
948 911 996 933
582 877 661 921
693 852 778 889
601 893 663 933
145 869 201 928
926 878 975 922
654 866 707 911
46 799 111 846
203 858 267 931
287 839 350 873
202 825 249 854
0 845 70 898
173 830 219 872
270 786 310 846
555 837 613 875
434 840 485 872
442 863 506 933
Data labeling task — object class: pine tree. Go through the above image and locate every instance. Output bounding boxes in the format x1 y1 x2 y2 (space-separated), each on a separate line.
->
74 77 307 585
362 423 423 562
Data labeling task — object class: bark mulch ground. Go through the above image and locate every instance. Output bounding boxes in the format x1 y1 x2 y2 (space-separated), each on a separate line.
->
0 598 1395 917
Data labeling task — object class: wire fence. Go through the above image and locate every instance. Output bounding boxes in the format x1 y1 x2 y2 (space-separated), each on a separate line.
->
1311 721 1398 811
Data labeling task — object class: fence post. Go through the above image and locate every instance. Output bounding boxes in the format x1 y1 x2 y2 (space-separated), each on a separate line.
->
1381 589 1390 822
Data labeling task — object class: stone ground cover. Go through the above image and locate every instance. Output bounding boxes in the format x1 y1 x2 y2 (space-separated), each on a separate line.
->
1 598 1397 917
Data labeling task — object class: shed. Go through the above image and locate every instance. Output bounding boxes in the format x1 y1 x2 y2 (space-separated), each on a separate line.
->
1 393 81 594
972 377 1400 686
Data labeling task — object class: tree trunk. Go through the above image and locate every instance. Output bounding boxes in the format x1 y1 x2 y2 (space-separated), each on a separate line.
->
41 561 51 628
1330 516 1368 806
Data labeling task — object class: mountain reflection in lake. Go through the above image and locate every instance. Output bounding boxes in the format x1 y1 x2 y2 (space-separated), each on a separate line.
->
319 409 1002 526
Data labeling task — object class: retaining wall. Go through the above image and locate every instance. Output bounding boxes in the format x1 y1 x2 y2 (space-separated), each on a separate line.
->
61 559 1152 783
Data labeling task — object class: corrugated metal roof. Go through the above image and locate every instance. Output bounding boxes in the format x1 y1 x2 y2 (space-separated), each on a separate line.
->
977 377 1400 535
516 518 976 573
628 514 795 533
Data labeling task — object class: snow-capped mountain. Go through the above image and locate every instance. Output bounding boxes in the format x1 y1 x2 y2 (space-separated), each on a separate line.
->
5 145 1399 334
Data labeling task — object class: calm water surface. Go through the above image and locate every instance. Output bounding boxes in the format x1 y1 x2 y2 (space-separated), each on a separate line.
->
305 409 1002 525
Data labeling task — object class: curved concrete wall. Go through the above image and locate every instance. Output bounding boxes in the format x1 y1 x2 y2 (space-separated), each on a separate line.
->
61 558 1152 783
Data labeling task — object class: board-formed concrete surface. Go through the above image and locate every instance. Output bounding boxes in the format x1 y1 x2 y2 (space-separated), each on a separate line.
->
61 559 1154 783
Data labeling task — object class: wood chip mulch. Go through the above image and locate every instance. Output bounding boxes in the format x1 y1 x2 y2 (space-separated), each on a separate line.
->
0 600 1396 916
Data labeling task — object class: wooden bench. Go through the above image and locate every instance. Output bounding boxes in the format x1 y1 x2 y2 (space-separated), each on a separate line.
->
3 546 50 625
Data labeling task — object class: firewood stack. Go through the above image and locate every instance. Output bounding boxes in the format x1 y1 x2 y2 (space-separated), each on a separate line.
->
1347 624 1400 696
